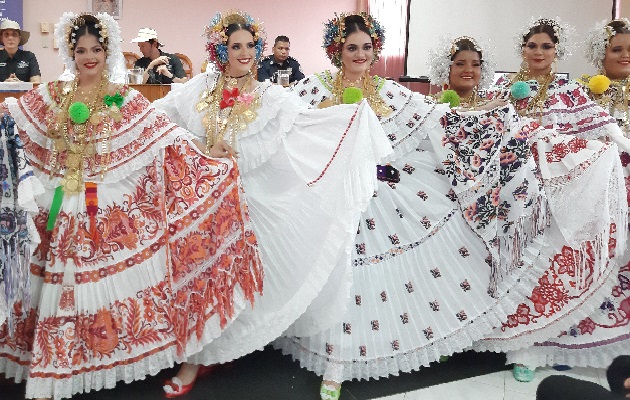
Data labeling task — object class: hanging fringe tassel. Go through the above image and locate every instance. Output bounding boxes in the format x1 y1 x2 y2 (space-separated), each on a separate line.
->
85 182 98 245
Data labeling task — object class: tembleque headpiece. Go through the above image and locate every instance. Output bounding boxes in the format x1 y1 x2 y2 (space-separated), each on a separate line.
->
203 10 266 72
427 35 497 89
322 12 385 69
54 12 126 83
516 16 576 60
585 18 630 70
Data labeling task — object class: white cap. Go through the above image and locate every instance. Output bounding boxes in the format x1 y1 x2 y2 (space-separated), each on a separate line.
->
130 28 163 46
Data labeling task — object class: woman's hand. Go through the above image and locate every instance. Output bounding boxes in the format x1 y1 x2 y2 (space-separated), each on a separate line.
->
208 141 237 158
0 103 9 117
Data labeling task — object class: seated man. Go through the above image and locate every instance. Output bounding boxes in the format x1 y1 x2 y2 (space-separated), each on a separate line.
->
0 20 41 83
536 356 630 399
130 28 187 84
257 35 305 84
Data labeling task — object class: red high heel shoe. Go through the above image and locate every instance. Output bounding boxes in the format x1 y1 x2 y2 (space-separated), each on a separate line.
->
163 364 215 398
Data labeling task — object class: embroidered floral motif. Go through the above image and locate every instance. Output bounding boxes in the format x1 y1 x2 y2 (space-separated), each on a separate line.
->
431 268 442 278
420 217 431 229
429 301 440 311
343 323 352 334
365 218 376 230
423 327 434 340
371 320 380 331
359 345 367 356
326 343 334 355
458 247 470 257
381 291 388 302
400 313 409 324
391 340 400 350
417 191 428 200
355 295 362 305
456 310 468 321
356 243 366 255
460 280 471 292
405 282 414 293
388 234 400 245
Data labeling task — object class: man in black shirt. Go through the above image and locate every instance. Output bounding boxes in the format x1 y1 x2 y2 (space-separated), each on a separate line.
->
257 35 304 85
0 20 41 83
130 28 187 84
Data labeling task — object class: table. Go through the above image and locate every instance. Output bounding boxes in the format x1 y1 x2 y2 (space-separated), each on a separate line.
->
0 84 171 103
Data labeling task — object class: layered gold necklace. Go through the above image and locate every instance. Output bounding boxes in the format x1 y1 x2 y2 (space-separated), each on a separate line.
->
511 71 555 121
592 79 630 134
196 73 260 153
46 77 116 194
323 71 392 117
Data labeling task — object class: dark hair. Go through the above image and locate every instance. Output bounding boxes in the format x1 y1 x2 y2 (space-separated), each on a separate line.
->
226 21 256 43
606 355 630 395
72 14 108 54
344 14 373 43
275 35 290 44
608 19 630 35
451 38 483 62
147 38 160 47
523 23 558 45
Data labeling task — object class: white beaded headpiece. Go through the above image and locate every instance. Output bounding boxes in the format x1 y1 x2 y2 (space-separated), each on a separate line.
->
54 12 126 83
515 16 576 60
426 36 497 89
585 18 630 70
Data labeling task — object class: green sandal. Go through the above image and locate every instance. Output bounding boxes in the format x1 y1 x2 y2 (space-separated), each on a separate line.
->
320 382 341 400
513 364 535 382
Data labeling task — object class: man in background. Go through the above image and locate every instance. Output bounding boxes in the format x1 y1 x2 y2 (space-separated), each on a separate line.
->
131 28 187 84
257 35 304 84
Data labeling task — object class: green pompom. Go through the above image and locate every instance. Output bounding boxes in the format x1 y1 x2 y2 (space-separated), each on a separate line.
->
439 90 460 108
68 102 90 124
342 87 363 104
510 81 531 100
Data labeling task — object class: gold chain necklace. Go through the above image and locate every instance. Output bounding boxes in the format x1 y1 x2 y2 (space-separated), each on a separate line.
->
47 77 114 193
328 71 392 116
511 71 554 122
196 73 260 154
594 79 630 135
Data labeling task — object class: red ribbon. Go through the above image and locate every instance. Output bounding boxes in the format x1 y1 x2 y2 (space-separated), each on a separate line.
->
220 88 240 109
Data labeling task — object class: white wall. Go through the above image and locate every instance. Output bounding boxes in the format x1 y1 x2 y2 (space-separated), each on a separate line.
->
22 0 357 82
406 0 613 80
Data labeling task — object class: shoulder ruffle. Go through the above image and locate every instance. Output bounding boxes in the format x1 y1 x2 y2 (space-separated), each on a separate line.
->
8 84 192 186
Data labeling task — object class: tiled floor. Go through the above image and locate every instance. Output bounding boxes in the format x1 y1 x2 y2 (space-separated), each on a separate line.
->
374 366 607 400
1 346 610 399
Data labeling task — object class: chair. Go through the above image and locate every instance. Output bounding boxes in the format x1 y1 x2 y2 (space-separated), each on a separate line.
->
175 53 193 79
123 52 140 69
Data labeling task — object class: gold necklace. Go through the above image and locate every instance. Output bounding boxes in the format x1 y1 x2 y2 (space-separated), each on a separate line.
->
196 73 260 154
511 71 554 122
327 71 392 116
593 79 630 134
47 77 114 193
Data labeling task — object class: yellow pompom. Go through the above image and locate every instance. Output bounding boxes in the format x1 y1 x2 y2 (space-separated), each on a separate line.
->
588 74 611 95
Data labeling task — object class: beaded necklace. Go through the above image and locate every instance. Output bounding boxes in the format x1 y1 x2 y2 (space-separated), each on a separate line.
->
196 73 260 153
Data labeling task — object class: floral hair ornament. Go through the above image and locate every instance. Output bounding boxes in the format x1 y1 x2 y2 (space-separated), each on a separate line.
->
585 18 630 70
515 16 576 61
426 35 497 90
204 10 267 72
54 12 126 83
322 12 385 69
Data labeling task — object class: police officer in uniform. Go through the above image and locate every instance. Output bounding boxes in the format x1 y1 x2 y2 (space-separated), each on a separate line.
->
257 35 304 84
